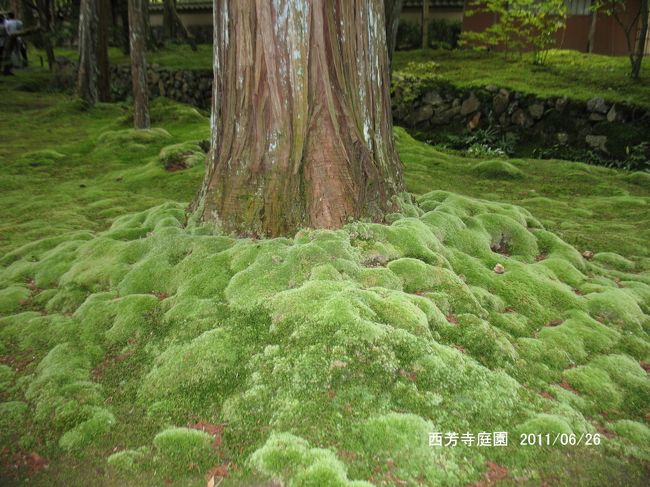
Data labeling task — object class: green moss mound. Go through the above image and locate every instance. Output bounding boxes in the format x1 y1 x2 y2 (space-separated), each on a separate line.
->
13 150 66 169
152 427 217 475
97 127 172 147
471 160 524 179
1 192 648 485
157 141 206 171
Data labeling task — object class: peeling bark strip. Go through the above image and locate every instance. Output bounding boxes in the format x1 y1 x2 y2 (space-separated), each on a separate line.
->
192 0 404 237
128 0 151 128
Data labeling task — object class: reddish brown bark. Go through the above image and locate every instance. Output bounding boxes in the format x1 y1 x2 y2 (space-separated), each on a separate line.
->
192 0 404 237
128 0 150 128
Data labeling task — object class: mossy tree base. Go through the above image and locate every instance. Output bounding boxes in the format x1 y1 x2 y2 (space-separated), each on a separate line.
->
192 0 403 237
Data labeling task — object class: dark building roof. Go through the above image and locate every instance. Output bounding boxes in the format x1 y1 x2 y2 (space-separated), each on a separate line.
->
149 1 211 12
149 0 466 11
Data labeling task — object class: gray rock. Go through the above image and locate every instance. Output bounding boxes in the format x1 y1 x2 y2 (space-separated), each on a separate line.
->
556 132 569 145
589 113 606 122
587 97 609 114
486 84 499 92
422 91 444 106
492 92 510 115
528 103 545 120
460 94 481 115
555 97 568 112
411 104 434 124
511 109 533 128
607 105 619 122
55 55 73 65
585 134 608 152
432 106 460 125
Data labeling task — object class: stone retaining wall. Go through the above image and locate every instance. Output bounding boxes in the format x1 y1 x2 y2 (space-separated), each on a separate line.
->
110 65 213 110
391 80 650 160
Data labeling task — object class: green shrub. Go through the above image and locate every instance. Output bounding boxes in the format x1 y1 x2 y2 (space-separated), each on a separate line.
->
462 0 567 64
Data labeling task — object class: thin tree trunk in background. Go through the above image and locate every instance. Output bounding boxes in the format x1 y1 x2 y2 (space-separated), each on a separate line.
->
192 0 404 237
421 0 429 48
110 0 120 46
631 0 649 79
384 0 404 74
98 0 111 101
42 33 55 69
77 0 99 105
142 0 158 50
29 0 55 70
587 10 597 53
162 0 196 49
119 0 130 54
162 0 176 40
10 0 23 17
128 0 150 128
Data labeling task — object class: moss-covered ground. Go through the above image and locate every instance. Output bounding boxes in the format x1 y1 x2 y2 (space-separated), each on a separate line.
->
36 45 650 108
1 70 649 486
392 49 650 109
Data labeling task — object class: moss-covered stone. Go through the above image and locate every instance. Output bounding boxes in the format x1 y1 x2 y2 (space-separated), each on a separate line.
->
471 160 524 179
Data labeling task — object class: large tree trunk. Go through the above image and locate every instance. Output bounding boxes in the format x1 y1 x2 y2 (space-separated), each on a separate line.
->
128 0 150 128
631 0 649 79
384 0 404 73
77 0 99 105
191 0 403 238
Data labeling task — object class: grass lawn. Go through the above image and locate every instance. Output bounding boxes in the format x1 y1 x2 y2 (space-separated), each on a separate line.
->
0 68 649 486
393 49 650 109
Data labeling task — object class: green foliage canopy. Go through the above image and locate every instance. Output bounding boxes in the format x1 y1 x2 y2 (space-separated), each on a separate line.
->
462 0 568 64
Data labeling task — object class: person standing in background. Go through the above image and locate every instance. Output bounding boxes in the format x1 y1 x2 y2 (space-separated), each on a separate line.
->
0 14 6 59
4 12 27 69
0 13 13 75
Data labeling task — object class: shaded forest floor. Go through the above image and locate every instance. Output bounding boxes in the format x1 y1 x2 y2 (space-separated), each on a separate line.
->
0 71 649 486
